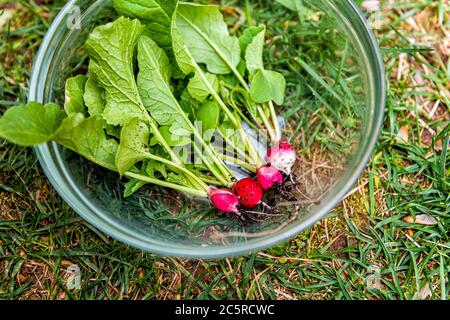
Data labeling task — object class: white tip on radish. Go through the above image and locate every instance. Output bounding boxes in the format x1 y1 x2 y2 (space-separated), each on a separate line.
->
267 141 297 175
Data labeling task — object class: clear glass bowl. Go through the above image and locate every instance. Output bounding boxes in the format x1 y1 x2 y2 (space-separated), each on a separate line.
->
29 0 385 258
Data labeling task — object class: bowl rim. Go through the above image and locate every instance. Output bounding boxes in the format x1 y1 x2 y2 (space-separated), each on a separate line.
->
29 0 386 258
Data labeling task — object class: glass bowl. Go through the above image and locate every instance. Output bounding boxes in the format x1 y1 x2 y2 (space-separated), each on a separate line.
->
29 0 385 258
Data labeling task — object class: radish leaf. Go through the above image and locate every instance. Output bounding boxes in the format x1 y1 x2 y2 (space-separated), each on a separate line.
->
85 17 145 126
239 25 265 54
187 72 219 102
196 100 220 141
83 74 105 117
250 69 286 105
137 35 192 136
175 3 241 75
115 118 151 176
244 26 266 78
55 115 118 171
150 126 191 147
114 0 177 58
166 172 193 188
0 102 65 146
64 75 87 116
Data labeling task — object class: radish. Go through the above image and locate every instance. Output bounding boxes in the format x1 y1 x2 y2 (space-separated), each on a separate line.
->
208 188 240 213
233 178 263 208
266 141 297 175
257 166 283 191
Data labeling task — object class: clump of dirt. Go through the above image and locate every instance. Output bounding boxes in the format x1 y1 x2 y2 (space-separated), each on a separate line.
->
0 191 22 220
327 233 353 259
33 179 52 202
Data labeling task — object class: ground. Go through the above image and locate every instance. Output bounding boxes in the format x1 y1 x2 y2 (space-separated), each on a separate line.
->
0 0 449 300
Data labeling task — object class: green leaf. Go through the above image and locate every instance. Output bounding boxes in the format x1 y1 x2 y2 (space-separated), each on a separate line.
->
220 61 246 87
124 179 147 197
171 21 223 110
166 172 192 188
141 157 168 179
250 69 286 105
85 17 145 126
245 26 265 78
148 159 168 179
143 160 155 179
179 89 197 120
53 113 85 151
171 22 196 75
187 72 219 102
137 35 192 136
113 0 177 58
0 102 65 146
239 25 265 55
275 0 302 11
84 74 120 138
64 75 87 116
105 125 121 139
115 118 150 176
83 74 105 117
150 126 191 147
219 119 241 149
175 3 241 75
230 87 268 126
55 115 118 171
196 100 220 138
171 11 231 123
139 35 172 85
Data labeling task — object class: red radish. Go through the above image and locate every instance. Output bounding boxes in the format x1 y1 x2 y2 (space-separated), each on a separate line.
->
266 141 297 175
208 188 239 213
257 166 283 191
233 178 263 208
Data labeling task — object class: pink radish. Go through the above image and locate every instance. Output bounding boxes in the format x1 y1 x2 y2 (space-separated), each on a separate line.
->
257 166 283 191
208 188 240 213
266 141 297 175
232 178 263 209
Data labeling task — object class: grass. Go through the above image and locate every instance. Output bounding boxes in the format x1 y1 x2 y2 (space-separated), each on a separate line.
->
0 0 449 300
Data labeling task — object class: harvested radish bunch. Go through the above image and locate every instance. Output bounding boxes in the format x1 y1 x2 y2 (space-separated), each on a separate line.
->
0 0 299 220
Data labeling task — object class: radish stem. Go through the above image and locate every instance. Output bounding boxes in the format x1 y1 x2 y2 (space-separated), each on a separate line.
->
219 154 257 172
193 143 233 188
238 127 264 167
143 152 209 191
217 128 251 163
200 176 223 186
258 105 276 142
268 101 282 142
124 171 208 198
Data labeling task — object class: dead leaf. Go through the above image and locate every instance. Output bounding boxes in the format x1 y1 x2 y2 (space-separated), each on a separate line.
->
0 9 14 30
404 214 438 226
16 273 27 284
366 265 381 289
418 283 432 300
396 125 409 143
61 260 76 267
362 1 380 11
